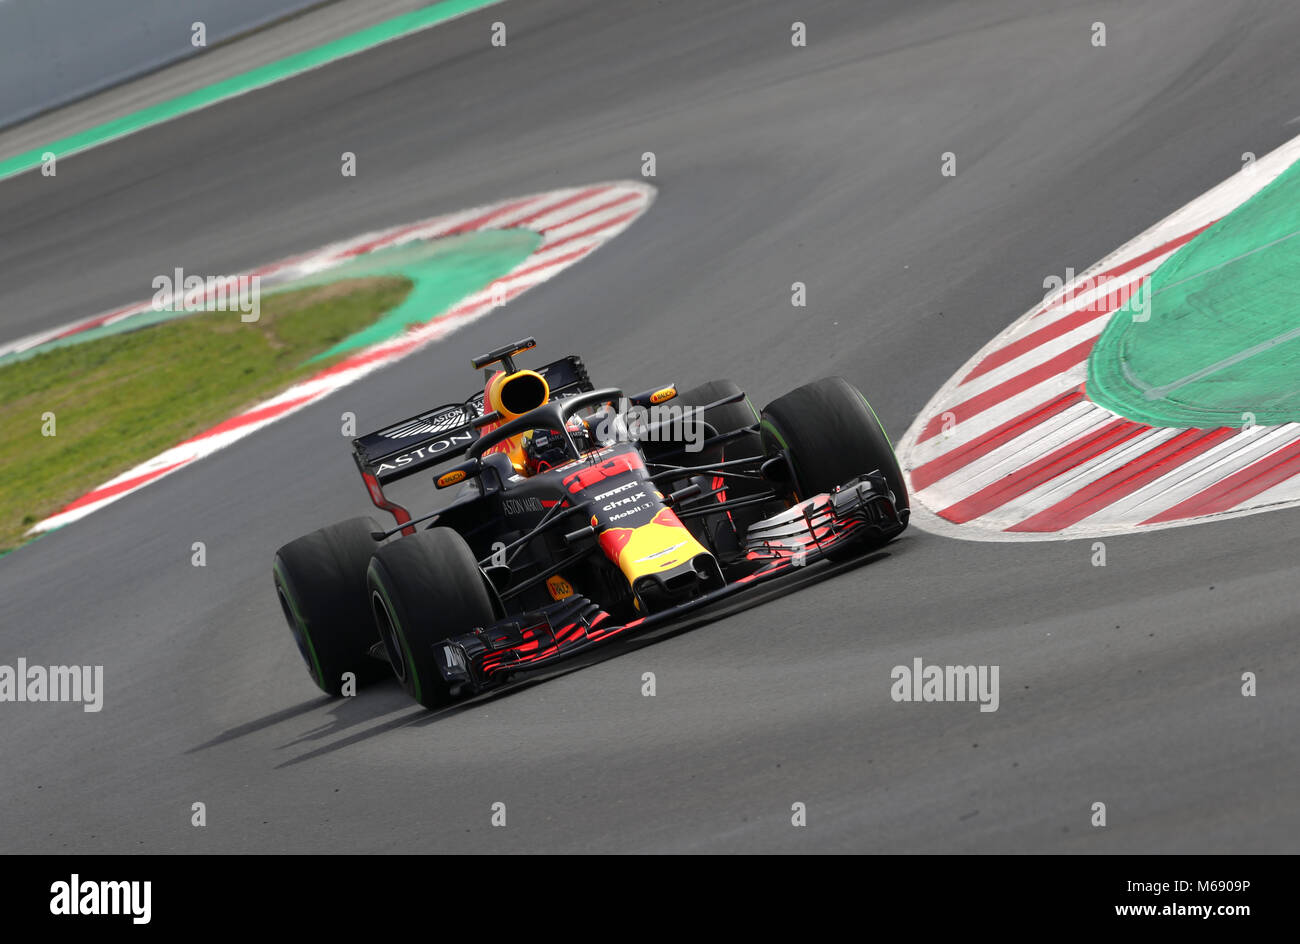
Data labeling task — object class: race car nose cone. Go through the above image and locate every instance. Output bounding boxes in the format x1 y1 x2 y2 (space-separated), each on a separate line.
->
632 554 723 612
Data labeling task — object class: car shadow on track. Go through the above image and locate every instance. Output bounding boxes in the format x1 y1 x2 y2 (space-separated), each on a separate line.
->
283 548 895 762
193 546 897 767
186 697 341 754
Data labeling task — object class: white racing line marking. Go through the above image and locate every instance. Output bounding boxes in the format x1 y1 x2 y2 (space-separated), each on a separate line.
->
25 182 656 535
896 134 1300 542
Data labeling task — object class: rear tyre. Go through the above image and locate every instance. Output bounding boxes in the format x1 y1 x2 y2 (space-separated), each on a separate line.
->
273 517 389 696
366 528 496 710
760 376 908 555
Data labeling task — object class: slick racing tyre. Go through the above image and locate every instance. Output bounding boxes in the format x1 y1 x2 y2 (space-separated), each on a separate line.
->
760 376 909 515
273 517 390 696
366 528 497 710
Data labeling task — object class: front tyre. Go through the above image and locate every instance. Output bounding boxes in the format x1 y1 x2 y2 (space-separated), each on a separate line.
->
273 517 389 696
366 528 496 710
760 376 909 514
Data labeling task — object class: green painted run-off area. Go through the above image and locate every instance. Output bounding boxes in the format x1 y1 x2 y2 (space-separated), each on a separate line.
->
1088 159 1300 428
296 228 539 361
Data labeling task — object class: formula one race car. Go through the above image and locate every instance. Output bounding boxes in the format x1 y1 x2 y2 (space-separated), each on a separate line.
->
272 338 908 708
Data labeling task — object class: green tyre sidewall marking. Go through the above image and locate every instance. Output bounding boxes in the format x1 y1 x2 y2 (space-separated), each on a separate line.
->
273 558 325 688
759 419 789 450
857 391 896 452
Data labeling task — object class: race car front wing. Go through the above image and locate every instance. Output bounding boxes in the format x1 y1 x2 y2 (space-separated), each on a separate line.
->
430 472 907 692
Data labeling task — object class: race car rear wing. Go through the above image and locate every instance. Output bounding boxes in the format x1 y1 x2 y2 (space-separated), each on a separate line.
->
352 353 593 491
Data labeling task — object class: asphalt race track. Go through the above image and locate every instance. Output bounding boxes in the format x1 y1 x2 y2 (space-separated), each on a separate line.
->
1 0 1298 852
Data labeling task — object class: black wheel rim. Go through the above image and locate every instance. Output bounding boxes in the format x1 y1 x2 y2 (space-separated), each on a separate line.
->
370 590 408 684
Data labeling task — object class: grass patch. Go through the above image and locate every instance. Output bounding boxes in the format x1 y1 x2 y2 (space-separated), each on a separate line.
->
0 278 411 553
